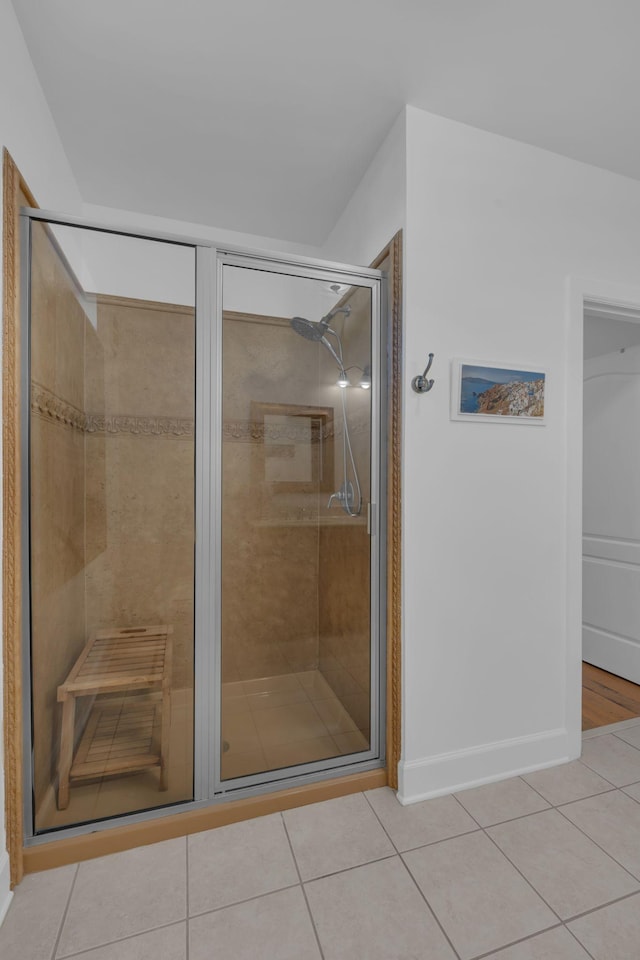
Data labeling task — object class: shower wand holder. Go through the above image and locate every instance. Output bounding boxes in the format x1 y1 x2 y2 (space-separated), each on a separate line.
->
327 480 359 516
412 353 435 393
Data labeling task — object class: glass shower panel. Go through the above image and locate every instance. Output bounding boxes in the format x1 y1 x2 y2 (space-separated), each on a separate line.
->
28 221 196 831
220 264 373 782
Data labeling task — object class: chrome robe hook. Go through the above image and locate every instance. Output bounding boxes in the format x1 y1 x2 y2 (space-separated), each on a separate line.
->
411 353 435 393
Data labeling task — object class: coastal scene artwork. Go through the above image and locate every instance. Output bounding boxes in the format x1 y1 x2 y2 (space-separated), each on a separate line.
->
451 361 546 423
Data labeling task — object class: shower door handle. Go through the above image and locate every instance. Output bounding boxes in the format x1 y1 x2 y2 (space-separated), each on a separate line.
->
367 503 376 536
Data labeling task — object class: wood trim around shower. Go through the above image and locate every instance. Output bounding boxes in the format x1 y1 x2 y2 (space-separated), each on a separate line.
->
2 170 403 878
2 148 38 887
371 230 403 791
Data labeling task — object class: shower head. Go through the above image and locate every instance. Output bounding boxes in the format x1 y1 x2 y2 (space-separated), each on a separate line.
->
290 314 347 376
290 303 351 343
290 316 328 341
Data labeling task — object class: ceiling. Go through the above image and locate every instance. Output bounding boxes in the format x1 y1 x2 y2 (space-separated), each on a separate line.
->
11 0 640 245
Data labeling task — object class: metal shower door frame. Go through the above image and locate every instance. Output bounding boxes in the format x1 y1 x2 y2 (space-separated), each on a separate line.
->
210 251 385 797
19 208 385 845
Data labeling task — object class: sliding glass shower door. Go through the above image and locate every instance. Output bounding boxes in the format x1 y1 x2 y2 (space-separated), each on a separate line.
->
218 260 380 785
22 212 383 841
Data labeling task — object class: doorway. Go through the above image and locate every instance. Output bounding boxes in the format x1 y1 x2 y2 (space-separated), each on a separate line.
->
582 300 640 730
20 210 386 842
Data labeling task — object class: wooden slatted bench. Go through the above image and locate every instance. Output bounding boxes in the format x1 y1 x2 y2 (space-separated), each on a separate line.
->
56 625 173 811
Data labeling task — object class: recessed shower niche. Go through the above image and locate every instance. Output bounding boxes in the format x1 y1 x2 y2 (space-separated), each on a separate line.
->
22 211 384 841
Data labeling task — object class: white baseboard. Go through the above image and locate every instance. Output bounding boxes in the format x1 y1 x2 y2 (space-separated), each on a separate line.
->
397 727 573 804
0 851 13 929
583 625 640 685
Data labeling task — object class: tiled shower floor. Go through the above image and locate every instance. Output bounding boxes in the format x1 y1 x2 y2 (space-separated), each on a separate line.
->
221 670 369 780
40 689 195 830
40 671 368 830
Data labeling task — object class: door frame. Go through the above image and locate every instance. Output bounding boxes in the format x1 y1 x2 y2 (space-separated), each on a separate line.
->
2 150 403 882
566 275 640 752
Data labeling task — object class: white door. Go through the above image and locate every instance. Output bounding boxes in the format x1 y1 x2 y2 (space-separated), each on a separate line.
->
583 341 640 682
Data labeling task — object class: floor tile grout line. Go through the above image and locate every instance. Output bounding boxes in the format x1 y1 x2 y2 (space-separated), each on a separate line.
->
578 752 637 788
300 851 400 884
50 863 79 960
564 923 599 960
480 826 565 925
554 796 640 886
450 788 557 833
553 786 618 806
519 769 623 809
454 775 549 818
622 785 640 804
187 882 301 922
450 790 482 822
563 887 640 924
455 805 553 830
446 794 484 831
465 921 564 960
362 786 482 855
398 855 463 960
362 788 403 854
280 812 325 960
611 731 640 752
397 826 483 855
54 920 187 960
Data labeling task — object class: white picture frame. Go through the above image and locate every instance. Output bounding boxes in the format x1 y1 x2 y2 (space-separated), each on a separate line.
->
451 359 547 424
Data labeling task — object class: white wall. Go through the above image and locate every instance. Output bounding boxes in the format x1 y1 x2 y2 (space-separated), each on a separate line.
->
584 314 640 360
322 110 407 267
583 341 640 683
75 205 338 320
399 106 640 801
82 203 319 260
0 0 84 918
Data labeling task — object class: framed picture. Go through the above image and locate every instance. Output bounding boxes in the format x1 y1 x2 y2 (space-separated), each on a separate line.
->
451 360 546 424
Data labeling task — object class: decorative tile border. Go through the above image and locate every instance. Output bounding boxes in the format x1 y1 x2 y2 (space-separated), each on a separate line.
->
31 385 369 443
222 418 369 443
223 420 322 443
31 383 86 432
31 383 194 438
85 415 194 438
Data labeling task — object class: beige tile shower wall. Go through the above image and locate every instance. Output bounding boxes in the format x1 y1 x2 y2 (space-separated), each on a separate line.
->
318 524 371 736
83 296 196 691
221 313 322 682
29 223 89 816
84 316 106 563
317 287 373 737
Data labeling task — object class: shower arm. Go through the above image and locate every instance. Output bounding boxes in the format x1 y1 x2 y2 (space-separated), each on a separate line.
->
322 304 351 325
320 335 347 377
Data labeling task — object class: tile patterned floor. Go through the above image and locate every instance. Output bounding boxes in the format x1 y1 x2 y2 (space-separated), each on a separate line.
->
221 671 369 780
4 717 640 959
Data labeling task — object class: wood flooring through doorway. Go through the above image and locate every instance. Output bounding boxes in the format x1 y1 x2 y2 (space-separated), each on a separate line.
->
582 662 640 730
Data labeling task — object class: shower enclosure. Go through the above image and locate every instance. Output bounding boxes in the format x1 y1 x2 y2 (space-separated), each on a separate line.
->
21 210 384 841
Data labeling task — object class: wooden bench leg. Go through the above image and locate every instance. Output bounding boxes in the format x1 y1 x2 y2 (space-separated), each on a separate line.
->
159 686 171 791
57 697 76 810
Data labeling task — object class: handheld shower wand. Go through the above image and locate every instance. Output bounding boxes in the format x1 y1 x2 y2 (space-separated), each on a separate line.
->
289 304 362 517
